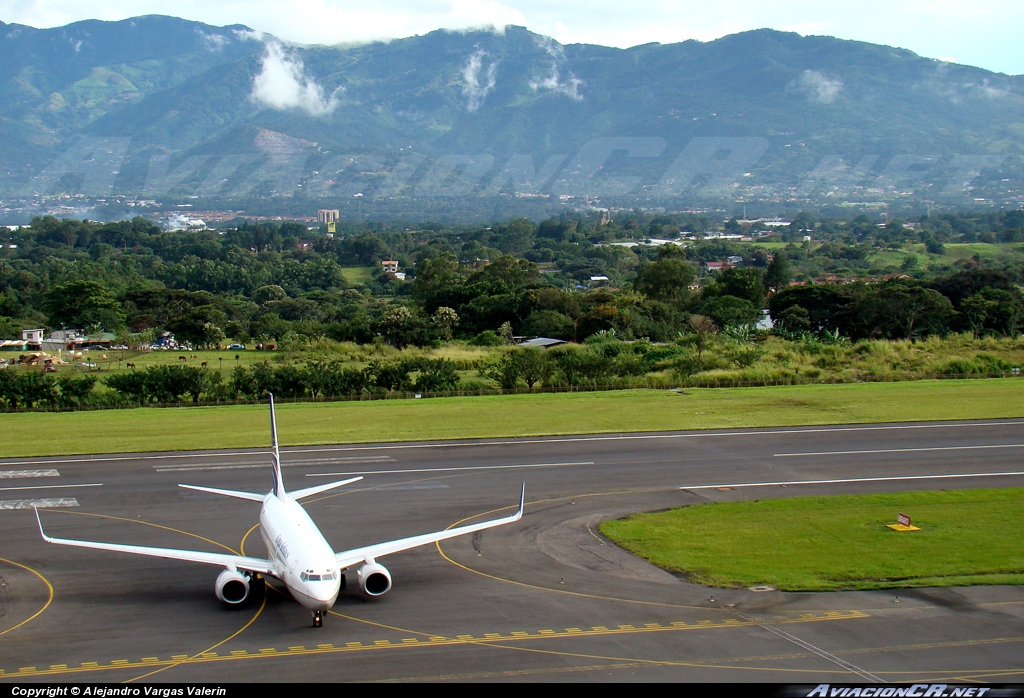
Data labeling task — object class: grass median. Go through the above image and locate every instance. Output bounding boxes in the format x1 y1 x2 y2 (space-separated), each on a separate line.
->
599 488 1024 591
0 378 1020 457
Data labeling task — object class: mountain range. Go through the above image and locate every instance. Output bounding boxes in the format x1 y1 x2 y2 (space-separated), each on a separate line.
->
1 14 1023 219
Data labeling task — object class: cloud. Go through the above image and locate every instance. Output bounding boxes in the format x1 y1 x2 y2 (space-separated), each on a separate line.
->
529 36 582 101
250 41 341 116
197 29 229 51
232 28 265 42
789 69 843 104
462 47 498 111
972 79 1010 99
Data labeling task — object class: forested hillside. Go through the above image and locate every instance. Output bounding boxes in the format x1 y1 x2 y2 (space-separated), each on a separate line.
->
1 16 1022 216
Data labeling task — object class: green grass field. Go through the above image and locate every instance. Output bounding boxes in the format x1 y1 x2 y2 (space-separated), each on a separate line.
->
8 348 282 380
0 378 1020 457
599 489 1024 591
339 266 375 284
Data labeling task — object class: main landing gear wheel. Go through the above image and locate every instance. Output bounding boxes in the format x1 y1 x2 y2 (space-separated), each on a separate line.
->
313 610 324 628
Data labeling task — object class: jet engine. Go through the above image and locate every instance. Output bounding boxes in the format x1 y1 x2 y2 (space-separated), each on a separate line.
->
356 561 392 597
215 568 255 605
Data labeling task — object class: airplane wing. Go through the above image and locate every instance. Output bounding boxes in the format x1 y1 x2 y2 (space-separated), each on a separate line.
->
35 508 278 577
335 483 525 570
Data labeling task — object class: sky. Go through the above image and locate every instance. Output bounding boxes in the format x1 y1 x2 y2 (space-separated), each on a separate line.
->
2 0 1022 75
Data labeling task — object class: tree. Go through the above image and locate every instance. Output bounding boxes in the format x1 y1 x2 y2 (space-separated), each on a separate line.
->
703 267 766 308
961 294 997 337
412 253 465 313
546 346 612 386
377 306 431 348
492 348 547 389
698 296 761 329
633 258 696 304
775 305 811 334
869 283 954 339
763 254 790 294
520 310 575 340
431 307 460 341
252 284 288 304
687 315 719 362
411 359 460 392
166 305 228 349
43 280 123 331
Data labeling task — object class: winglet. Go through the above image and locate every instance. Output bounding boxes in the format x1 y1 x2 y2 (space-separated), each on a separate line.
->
515 482 525 521
269 393 286 499
34 507 54 543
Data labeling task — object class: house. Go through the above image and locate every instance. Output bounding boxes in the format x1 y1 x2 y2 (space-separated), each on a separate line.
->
381 260 399 274
705 261 725 272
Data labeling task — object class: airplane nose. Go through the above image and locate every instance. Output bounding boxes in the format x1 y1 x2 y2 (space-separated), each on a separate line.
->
303 582 340 610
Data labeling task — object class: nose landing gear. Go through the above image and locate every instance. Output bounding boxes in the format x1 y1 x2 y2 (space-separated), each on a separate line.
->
313 610 324 628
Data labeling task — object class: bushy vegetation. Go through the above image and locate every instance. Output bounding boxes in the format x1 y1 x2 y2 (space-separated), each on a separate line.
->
1 332 1019 410
1 211 1022 410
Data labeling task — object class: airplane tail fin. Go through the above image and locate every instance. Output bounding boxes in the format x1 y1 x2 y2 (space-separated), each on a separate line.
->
269 393 286 499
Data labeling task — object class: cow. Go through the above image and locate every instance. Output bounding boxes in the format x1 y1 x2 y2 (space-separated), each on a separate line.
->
178 355 187 362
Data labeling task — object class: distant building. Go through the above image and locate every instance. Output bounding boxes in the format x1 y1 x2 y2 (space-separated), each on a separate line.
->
518 337 569 349
381 260 399 274
21 329 44 346
317 209 340 224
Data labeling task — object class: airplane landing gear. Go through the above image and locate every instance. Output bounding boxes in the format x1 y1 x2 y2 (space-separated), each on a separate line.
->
313 610 323 628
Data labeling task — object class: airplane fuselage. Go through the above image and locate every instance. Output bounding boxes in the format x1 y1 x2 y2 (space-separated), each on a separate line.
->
259 494 341 611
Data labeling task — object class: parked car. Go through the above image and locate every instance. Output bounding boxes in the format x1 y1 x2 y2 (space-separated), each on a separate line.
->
227 343 246 350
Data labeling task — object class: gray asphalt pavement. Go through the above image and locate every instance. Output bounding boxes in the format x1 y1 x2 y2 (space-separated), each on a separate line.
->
0 418 1022 682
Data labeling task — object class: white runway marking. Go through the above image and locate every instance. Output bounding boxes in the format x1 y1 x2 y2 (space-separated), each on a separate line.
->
155 455 394 473
0 483 102 493
2 420 1020 467
775 444 1024 457
308 461 595 477
373 482 451 491
749 616 884 682
0 497 79 510
680 471 1024 491
0 469 59 478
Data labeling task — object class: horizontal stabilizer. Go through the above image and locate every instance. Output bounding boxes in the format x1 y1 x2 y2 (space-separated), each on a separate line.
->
179 484 266 502
290 476 364 501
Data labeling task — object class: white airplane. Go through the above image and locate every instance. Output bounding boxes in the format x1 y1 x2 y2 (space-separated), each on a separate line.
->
37 395 525 627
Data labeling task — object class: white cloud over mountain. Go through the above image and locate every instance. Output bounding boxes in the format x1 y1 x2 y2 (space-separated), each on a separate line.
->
250 41 341 116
